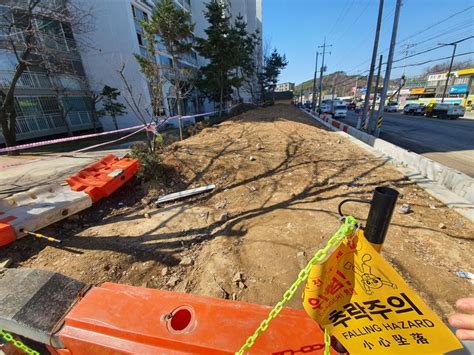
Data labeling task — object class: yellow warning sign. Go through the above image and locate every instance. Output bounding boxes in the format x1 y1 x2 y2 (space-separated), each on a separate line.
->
302 229 462 354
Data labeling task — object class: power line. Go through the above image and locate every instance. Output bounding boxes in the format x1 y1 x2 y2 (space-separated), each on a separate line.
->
332 0 371 45
391 36 473 64
392 51 474 70
326 0 355 42
331 3 396 70
395 5 474 46
342 6 474 75
409 20 474 48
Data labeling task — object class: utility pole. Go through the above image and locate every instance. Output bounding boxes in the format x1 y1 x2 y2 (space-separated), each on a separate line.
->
353 76 358 101
332 73 338 100
369 54 383 127
311 50 319 111
440 43 457 103
359 0 384 130
317 37 332 113
396 42 415 102
374 0 402 137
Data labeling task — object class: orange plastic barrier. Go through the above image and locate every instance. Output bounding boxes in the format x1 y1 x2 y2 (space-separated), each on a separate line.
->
55 283 334 354
66 154 139 203
0 213 16 247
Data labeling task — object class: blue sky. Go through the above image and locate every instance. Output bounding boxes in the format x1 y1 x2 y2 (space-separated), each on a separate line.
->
263 0 474 85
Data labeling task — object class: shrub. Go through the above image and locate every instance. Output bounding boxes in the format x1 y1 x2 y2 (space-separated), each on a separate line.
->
130 142 162 181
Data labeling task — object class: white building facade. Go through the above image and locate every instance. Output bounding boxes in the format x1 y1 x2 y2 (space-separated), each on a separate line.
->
73 0 262 131
275 82 295 92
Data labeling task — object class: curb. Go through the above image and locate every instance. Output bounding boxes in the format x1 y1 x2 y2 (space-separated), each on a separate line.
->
301 109 474 222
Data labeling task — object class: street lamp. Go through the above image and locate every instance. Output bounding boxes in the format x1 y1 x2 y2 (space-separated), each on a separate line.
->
439 42 457 103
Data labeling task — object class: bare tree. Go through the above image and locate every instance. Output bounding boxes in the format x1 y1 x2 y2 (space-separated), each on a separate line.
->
0 0 92 152
241 32 262 104
119 62 164 154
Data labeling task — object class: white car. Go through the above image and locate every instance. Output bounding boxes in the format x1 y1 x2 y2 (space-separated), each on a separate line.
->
384 102 398 112
403 104 425 116
332 104 347 118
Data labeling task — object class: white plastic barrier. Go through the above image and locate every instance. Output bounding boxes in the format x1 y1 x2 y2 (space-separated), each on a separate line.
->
0 184 92 239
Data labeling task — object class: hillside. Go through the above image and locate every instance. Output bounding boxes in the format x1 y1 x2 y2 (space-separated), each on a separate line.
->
294 71 368 97
294 71 401 98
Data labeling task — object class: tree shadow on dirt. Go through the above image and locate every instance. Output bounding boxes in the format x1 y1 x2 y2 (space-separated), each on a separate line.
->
4 105 471 273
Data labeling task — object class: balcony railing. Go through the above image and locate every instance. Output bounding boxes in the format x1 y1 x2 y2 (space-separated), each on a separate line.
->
0 31 78 55
52 74 87 90
11 111 92 136
0 70 87 91
14 113 66 135
40 33 78 55
0 70 53 89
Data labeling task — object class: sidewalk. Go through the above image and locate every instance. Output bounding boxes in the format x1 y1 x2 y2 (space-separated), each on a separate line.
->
0 149 129 199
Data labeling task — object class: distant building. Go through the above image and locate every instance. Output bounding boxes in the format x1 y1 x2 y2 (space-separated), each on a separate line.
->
275 82 295 92
392 67 474 107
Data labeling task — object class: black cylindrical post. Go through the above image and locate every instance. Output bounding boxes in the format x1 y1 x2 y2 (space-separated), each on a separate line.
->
365 186 399 250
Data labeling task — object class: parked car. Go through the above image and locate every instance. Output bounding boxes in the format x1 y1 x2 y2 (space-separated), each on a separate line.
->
403 104 425 116
424 103 465 119
384 102 399 112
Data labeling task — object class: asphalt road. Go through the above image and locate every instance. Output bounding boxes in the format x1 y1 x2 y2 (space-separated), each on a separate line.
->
341 111 474 177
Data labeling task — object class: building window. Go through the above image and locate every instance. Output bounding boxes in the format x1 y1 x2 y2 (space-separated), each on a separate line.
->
132 5 148 21
71 60 85 76
15 97 42 116
61 96 91 112
38 96 61 114
137 32 143 46
454 77 468 85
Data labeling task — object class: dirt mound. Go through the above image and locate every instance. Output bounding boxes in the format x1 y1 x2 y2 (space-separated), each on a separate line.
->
4 103 473 321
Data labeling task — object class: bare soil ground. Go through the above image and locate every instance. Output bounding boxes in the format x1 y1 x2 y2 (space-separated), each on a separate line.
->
3 103 473 322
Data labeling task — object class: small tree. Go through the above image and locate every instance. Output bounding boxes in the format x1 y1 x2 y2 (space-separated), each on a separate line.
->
262 49 288 101
195 0 241 116
100 86 126 130
89 90 103 133
141 0 195 140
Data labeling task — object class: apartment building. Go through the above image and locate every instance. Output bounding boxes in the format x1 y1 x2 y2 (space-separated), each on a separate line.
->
275 82 295 92
73 0 263 131
0 1 95 144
